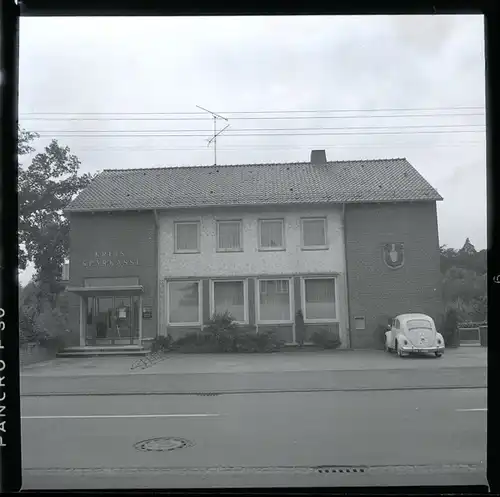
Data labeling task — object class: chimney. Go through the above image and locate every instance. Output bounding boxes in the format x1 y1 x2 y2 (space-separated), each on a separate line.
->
310 149 327 164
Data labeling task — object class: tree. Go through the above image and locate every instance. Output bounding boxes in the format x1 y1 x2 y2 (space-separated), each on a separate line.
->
440 238 487 322
18 126 94 307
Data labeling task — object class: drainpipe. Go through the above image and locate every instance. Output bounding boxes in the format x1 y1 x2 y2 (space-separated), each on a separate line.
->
342 203 353 349
153 209 161 338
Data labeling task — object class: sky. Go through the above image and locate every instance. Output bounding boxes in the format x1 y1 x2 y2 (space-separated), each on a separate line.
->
18 15 486 285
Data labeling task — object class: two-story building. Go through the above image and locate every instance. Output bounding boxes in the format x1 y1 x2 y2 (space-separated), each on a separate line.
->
63 150 443 352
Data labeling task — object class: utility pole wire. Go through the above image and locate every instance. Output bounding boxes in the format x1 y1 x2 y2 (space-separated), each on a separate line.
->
19 112 485 122
19 105 484 116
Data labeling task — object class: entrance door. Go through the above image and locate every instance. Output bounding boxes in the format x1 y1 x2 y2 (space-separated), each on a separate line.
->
86 296 138 346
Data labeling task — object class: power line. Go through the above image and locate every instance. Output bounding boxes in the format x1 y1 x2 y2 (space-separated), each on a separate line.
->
77 142 485 152
29 130 486 138
19 105 484 116
28 124 486 134
19 112 485 122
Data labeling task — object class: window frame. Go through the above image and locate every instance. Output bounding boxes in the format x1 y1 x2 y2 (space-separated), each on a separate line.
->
174 221 201 254
300 276 338 323
166 279 203 327
256 277 294 324
258 218 286 251
300 217 328 250
210 279 249 324
216 219 243 252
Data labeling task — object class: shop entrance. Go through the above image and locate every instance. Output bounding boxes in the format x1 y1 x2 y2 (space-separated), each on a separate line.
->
86 295 140 345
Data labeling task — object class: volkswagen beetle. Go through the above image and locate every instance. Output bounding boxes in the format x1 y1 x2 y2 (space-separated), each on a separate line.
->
384 313 445 357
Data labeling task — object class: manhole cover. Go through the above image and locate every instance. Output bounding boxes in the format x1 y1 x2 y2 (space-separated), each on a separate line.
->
134 437 194 452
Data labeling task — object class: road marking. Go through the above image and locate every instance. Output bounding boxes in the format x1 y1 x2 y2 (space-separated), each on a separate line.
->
455 408 487 412
22 413 220 419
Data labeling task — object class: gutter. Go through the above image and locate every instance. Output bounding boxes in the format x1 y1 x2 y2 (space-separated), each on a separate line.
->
153 209 161 338
342 203 353 349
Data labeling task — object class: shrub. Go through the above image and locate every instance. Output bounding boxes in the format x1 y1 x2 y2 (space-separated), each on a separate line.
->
373 323 389 349
172 332 219 353
440 308 460 347
169 313 286 353
150 335 173 353
234 329 285 353
310 328 341 349
204 311 240 352
38 335 66 353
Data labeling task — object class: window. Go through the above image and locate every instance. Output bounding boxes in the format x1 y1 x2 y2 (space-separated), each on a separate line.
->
175 222 200 253
303 278 336 320
354 316 366 330
212 280 246 322
168 281 201 325
407 319 432 330
259 219 284 250
217 220 242 251
258 279 292 322
301 218 327 248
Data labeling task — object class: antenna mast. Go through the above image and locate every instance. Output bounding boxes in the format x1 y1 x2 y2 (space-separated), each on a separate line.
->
196 105 230 166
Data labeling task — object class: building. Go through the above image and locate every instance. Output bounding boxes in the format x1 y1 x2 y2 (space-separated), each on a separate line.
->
63 150 443 352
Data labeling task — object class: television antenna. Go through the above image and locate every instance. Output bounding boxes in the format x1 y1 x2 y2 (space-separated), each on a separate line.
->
196 105 230 166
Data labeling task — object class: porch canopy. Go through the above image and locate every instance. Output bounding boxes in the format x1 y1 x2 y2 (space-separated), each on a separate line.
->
67 285 144 296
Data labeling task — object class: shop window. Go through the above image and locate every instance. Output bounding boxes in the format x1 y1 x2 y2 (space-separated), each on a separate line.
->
303 277 336 320
258 279 292 322
168 280 201 325
212 280 246 322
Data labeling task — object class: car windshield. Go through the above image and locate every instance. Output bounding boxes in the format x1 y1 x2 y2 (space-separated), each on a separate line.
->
407 319 433 330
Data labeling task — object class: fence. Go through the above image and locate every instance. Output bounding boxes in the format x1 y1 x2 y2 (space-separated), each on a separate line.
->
458 323 487 347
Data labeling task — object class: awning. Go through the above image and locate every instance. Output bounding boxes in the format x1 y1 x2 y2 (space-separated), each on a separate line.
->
66 285 144 296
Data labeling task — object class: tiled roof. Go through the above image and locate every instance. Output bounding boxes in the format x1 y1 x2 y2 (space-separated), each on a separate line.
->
65 158 443 212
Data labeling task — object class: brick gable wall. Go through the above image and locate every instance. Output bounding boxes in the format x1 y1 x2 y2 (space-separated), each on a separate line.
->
345 201 443 348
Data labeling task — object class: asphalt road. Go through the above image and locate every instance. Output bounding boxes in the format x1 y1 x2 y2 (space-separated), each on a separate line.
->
21 388 487 490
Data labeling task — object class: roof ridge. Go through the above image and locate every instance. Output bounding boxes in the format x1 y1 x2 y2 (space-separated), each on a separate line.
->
102 157 408 173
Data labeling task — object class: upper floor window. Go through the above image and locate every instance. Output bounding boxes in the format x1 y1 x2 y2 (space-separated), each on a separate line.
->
301 218 327 249
175 221 200 253
259 219 285 250
217 220 242 252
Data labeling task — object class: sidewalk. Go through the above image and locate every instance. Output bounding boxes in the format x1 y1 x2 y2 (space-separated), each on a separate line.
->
21 347 486 377
21 348 487 396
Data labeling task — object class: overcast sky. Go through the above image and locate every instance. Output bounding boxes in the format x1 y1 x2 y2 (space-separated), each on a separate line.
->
18 15 486 284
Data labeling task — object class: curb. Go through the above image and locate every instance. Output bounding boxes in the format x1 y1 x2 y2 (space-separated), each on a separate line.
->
21 384 487 397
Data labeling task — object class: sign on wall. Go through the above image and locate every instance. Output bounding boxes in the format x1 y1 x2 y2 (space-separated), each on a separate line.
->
142 306 153 319
83 251 140 267
382 243 405 270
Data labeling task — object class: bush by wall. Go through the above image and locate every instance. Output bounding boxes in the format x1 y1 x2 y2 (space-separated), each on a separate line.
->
164 312 286 353
310 328 342 349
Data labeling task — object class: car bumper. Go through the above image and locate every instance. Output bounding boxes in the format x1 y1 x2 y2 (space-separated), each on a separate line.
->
400 346 445 354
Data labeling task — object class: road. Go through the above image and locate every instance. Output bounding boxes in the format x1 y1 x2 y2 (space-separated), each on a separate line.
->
21 388 487 489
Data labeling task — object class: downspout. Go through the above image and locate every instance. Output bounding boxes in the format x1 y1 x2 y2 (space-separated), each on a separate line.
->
342 203 353 349
153 209 161 338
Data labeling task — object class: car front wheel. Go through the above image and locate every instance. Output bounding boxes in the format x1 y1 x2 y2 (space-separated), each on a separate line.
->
396 341 407 358
435 352 442 358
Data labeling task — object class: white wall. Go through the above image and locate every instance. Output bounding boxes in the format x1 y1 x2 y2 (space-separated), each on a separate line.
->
157 205 350 347
158 205 345 278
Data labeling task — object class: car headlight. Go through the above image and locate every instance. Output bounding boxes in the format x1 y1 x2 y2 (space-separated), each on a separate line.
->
437 338 442 345
403 339 409 346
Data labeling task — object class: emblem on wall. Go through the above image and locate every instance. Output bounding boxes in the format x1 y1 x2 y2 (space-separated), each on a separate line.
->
382 242 405 269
